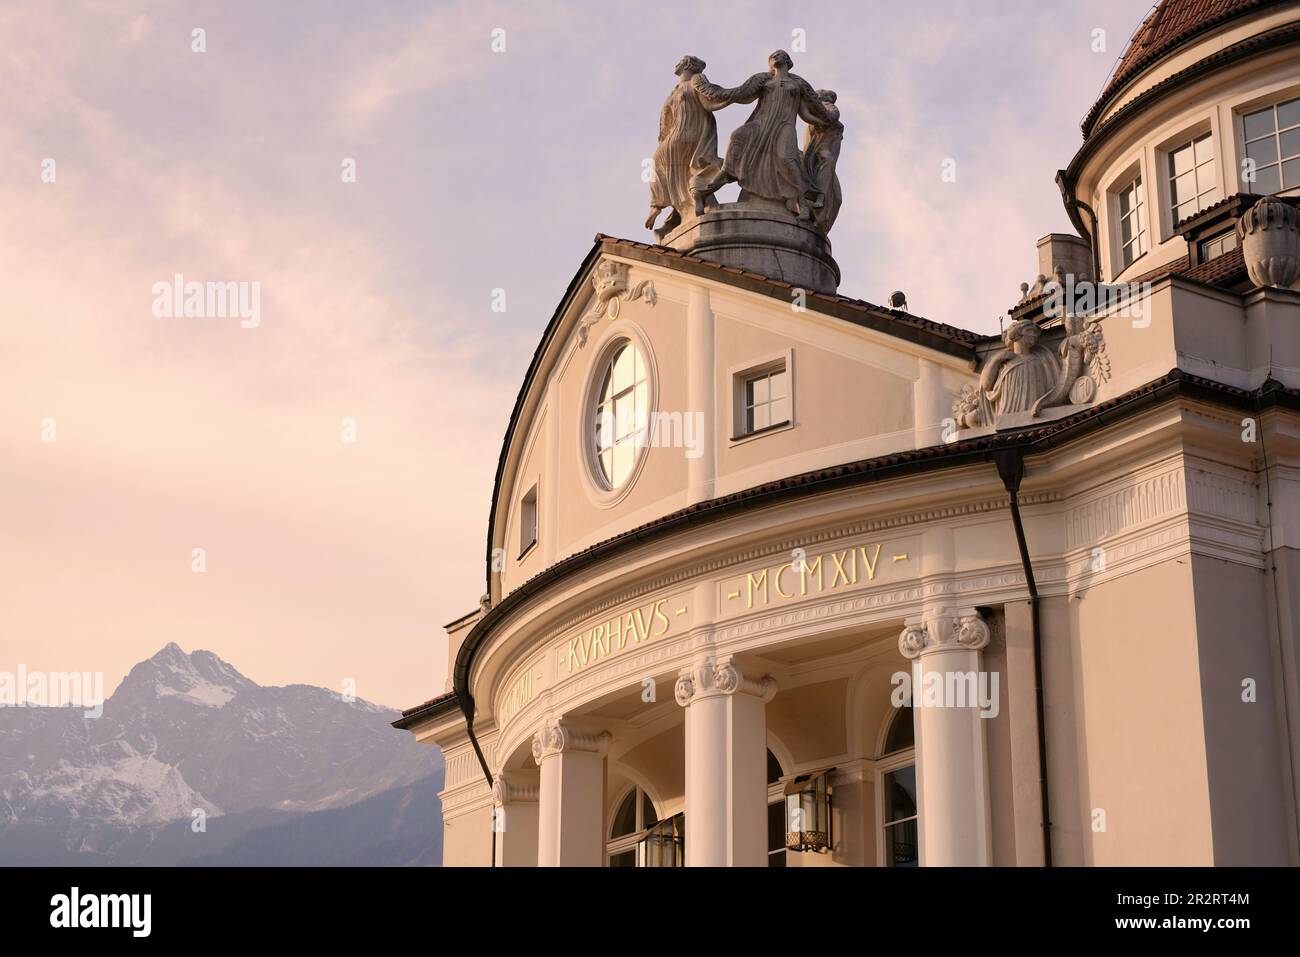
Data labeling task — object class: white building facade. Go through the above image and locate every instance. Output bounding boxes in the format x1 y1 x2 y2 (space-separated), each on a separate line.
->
397 0 1300 867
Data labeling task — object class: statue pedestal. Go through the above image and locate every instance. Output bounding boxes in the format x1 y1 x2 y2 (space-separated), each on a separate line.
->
661 198 840 294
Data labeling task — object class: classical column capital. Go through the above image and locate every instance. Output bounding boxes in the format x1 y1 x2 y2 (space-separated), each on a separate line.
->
674 655 776 707
898 609 990 660
531 717 611 766
492 771 540 806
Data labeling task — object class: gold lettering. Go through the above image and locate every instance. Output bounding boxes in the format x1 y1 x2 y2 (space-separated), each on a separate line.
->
608 614 624 650
632 606 651 642
747 569 769 608
592 623 609 661
859 543 882 580
775 562 795 599
801 554 823 595
829 550 852 588
651 598 670 637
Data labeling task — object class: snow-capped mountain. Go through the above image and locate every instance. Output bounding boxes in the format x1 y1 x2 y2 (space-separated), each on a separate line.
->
0 643 443 865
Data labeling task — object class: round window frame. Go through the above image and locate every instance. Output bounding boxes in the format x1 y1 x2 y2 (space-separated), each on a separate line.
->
578 322 658 507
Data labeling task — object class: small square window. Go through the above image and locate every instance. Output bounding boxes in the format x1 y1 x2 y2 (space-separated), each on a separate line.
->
519 485 538 556
734 358 792 439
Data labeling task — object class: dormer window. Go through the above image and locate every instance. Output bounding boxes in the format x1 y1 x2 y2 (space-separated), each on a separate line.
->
1242 96 1300 195
1168 132 1218 224
1198 230 1239 262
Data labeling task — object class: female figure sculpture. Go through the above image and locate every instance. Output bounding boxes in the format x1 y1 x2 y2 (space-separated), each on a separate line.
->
980 319 1063 417
802 89 843 233
691 50 838 220
645 55 723 238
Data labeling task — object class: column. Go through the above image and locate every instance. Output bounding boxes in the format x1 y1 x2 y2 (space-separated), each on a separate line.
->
491 771 539 867
532 717 609 867
685 284 716 506
898 608 993 866
675 654 776 867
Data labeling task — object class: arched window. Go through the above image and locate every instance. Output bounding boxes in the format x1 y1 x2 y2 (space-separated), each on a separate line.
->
879 704 917 867
607 786 681 867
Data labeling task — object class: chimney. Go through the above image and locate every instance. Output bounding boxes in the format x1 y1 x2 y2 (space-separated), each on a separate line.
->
1036 233 1094 285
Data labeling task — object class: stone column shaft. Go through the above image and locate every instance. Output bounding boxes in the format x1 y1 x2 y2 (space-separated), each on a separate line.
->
899 609 993 866
532 719 609 867
676 654 775 866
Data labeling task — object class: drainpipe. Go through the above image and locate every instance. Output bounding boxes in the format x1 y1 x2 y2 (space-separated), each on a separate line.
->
458 694 497 867
995 449 1054 867
1055 170 1103 282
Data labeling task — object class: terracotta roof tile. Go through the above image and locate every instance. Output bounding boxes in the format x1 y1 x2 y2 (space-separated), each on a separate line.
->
1084 0 1287 138
1181 245 1248 285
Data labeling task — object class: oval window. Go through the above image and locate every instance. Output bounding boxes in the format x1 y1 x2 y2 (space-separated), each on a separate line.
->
591 340 649 490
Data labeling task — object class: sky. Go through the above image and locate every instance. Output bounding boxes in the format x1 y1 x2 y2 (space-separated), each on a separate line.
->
0 0 1154 710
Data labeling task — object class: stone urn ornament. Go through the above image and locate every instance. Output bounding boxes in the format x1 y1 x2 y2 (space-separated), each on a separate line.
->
1238 195 1300 289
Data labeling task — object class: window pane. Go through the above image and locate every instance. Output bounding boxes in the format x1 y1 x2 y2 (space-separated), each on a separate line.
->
885 703 914 752
1170 143 1194 176
614 393 633 440
609 849 636 867
884 765 917 823
600 448 613 484
1248 136 1279 166
749 374 769 404
642 793 657 829
885 819 919 868
611 791 637 838
751 404 770 431
769 369 788 399
612 442 634 486
1280 126 1300 160
1284 157 1300 189
611 344 634 393
771 395 791 426
1196 161 1216 195
1120 213 1134 244
1254 163 1282 195
1244 106 1276 141
767 800 785 853
1171 171 1196 206
1175 199 1197 223
1278 97 1300 130
1193 133 1214 165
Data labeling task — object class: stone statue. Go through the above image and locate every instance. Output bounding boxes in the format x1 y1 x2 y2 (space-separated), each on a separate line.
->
979 319 1063 418
691 50 839 220
645 55 723 239
963 315 1112 425
802 90 843 233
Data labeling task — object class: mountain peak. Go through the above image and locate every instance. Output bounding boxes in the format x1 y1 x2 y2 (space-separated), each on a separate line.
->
120 643 255 708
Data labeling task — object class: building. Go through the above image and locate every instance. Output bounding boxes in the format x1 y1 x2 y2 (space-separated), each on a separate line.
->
396 0 1300 866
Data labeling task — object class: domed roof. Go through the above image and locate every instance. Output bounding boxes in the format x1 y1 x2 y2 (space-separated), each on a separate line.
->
1083 0 1287 138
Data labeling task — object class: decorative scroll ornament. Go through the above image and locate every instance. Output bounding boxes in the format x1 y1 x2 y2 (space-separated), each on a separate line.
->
898 612 990 660
531 717 610 765
674 655 776 706
953 314 1111 429
492 772 539 806
577 259 656 346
